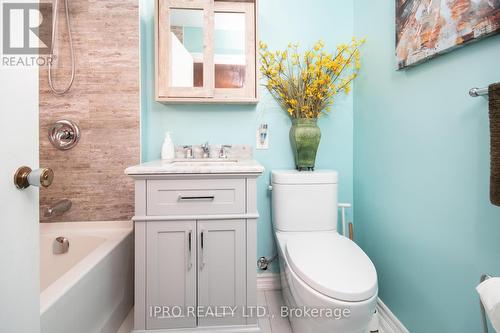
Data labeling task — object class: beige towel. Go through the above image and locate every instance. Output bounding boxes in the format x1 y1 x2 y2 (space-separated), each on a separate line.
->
489 82 500 206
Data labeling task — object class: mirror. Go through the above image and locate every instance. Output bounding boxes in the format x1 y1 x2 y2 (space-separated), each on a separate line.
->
214 12 246 89
169 8 204 88
157 0 257 102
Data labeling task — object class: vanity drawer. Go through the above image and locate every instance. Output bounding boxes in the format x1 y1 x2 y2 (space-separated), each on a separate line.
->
147 179 246 216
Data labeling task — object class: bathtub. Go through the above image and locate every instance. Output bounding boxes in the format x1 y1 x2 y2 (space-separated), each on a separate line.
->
40 221 134 333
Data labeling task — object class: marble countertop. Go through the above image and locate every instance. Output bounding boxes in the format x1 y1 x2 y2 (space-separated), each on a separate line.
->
125 159 264 175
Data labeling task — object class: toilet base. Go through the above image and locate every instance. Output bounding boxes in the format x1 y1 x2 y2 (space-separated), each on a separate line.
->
281 271 376 333
275 232 378 333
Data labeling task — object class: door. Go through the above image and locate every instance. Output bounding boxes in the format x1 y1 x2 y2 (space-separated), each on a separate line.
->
146 221 197 330
0 16 40 333
198 219 246 326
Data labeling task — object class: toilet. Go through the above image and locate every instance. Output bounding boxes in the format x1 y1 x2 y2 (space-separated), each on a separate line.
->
271 170 378 333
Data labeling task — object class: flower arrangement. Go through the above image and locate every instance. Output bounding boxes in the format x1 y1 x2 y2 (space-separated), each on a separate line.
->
259 38 365 119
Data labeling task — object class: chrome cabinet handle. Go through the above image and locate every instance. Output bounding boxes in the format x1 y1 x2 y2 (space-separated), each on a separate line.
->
200 229 206 269
14 166 54 189
187 230 193 270
178 195 215 201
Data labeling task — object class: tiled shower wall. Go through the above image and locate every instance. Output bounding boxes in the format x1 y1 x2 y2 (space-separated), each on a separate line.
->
39 0 139 222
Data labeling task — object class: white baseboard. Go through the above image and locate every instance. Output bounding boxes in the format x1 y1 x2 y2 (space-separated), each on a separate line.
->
133 325 261 333
256 272 281 291
377 299 409 333
257 273 409 333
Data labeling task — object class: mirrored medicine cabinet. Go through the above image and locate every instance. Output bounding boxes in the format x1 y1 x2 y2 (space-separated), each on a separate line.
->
156 0 258 103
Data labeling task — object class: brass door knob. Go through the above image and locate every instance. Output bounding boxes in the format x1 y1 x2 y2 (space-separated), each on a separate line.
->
14 166 54 189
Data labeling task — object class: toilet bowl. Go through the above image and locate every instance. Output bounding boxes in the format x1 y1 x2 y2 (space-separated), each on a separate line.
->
271 170 378 333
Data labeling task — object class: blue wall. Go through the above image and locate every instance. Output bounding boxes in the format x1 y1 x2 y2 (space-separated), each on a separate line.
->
354 0 500 332
140 0 354 272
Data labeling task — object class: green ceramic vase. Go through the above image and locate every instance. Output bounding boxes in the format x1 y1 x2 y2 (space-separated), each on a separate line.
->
289 118 321 171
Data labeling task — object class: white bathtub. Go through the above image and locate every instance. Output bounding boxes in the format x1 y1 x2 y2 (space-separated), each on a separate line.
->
40 221 134 333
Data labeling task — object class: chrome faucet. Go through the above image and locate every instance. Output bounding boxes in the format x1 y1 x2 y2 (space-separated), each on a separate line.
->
201 142 210 158
218 145 232 159
44 199 72 218
183 145 194 159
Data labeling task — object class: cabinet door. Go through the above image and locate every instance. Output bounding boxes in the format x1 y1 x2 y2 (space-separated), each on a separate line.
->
213 1 256 100
157 0 214 98
146 221 197 330
197 219 246 326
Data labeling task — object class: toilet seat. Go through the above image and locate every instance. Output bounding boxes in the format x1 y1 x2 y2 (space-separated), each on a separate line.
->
285 233 377 302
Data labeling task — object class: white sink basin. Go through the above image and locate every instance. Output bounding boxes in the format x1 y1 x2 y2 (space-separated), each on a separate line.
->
171 158 238 166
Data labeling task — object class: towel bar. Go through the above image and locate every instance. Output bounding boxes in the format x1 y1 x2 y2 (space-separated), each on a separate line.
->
470 87 489 97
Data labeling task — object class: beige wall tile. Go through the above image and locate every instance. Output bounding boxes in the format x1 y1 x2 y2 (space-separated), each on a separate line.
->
40 0 139 223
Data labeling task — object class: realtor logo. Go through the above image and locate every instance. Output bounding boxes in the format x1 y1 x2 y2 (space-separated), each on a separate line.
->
2 2 52 55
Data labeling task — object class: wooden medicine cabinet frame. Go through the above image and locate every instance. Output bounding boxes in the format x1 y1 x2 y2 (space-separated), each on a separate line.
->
155 0 258 104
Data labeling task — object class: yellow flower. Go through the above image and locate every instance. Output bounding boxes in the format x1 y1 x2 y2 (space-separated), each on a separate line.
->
313 40 325 51
344 84 351 94
259 38 363 118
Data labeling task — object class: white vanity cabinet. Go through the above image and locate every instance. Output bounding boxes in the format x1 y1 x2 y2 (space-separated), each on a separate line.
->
126 162 263 333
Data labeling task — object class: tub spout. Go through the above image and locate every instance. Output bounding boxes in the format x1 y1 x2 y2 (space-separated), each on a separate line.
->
44 199 72 218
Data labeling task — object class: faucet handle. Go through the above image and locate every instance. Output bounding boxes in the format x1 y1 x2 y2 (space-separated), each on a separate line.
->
219 145 232 159
183 145 193 159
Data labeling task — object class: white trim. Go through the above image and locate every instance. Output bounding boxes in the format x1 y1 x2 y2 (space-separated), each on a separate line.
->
256 272 281 291
133 325 261 333
377 298 410 333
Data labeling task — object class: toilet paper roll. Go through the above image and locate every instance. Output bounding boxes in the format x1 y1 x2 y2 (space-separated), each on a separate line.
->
476 277 500 332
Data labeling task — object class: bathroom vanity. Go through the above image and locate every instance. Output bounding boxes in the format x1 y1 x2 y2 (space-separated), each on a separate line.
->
126 150 263 333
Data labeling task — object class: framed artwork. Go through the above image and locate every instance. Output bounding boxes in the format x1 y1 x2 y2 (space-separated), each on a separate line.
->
396 0 500 69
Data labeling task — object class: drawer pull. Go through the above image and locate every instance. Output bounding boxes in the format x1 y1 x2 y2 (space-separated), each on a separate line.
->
178 195 215 201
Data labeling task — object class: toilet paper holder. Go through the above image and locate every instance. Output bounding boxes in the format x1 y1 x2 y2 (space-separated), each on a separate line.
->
480 274 493 333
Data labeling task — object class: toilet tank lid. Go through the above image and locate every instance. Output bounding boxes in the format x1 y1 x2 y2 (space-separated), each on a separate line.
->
272 170 338 184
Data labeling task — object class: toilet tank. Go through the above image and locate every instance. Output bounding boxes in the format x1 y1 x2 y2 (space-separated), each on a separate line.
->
271 170 338 232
